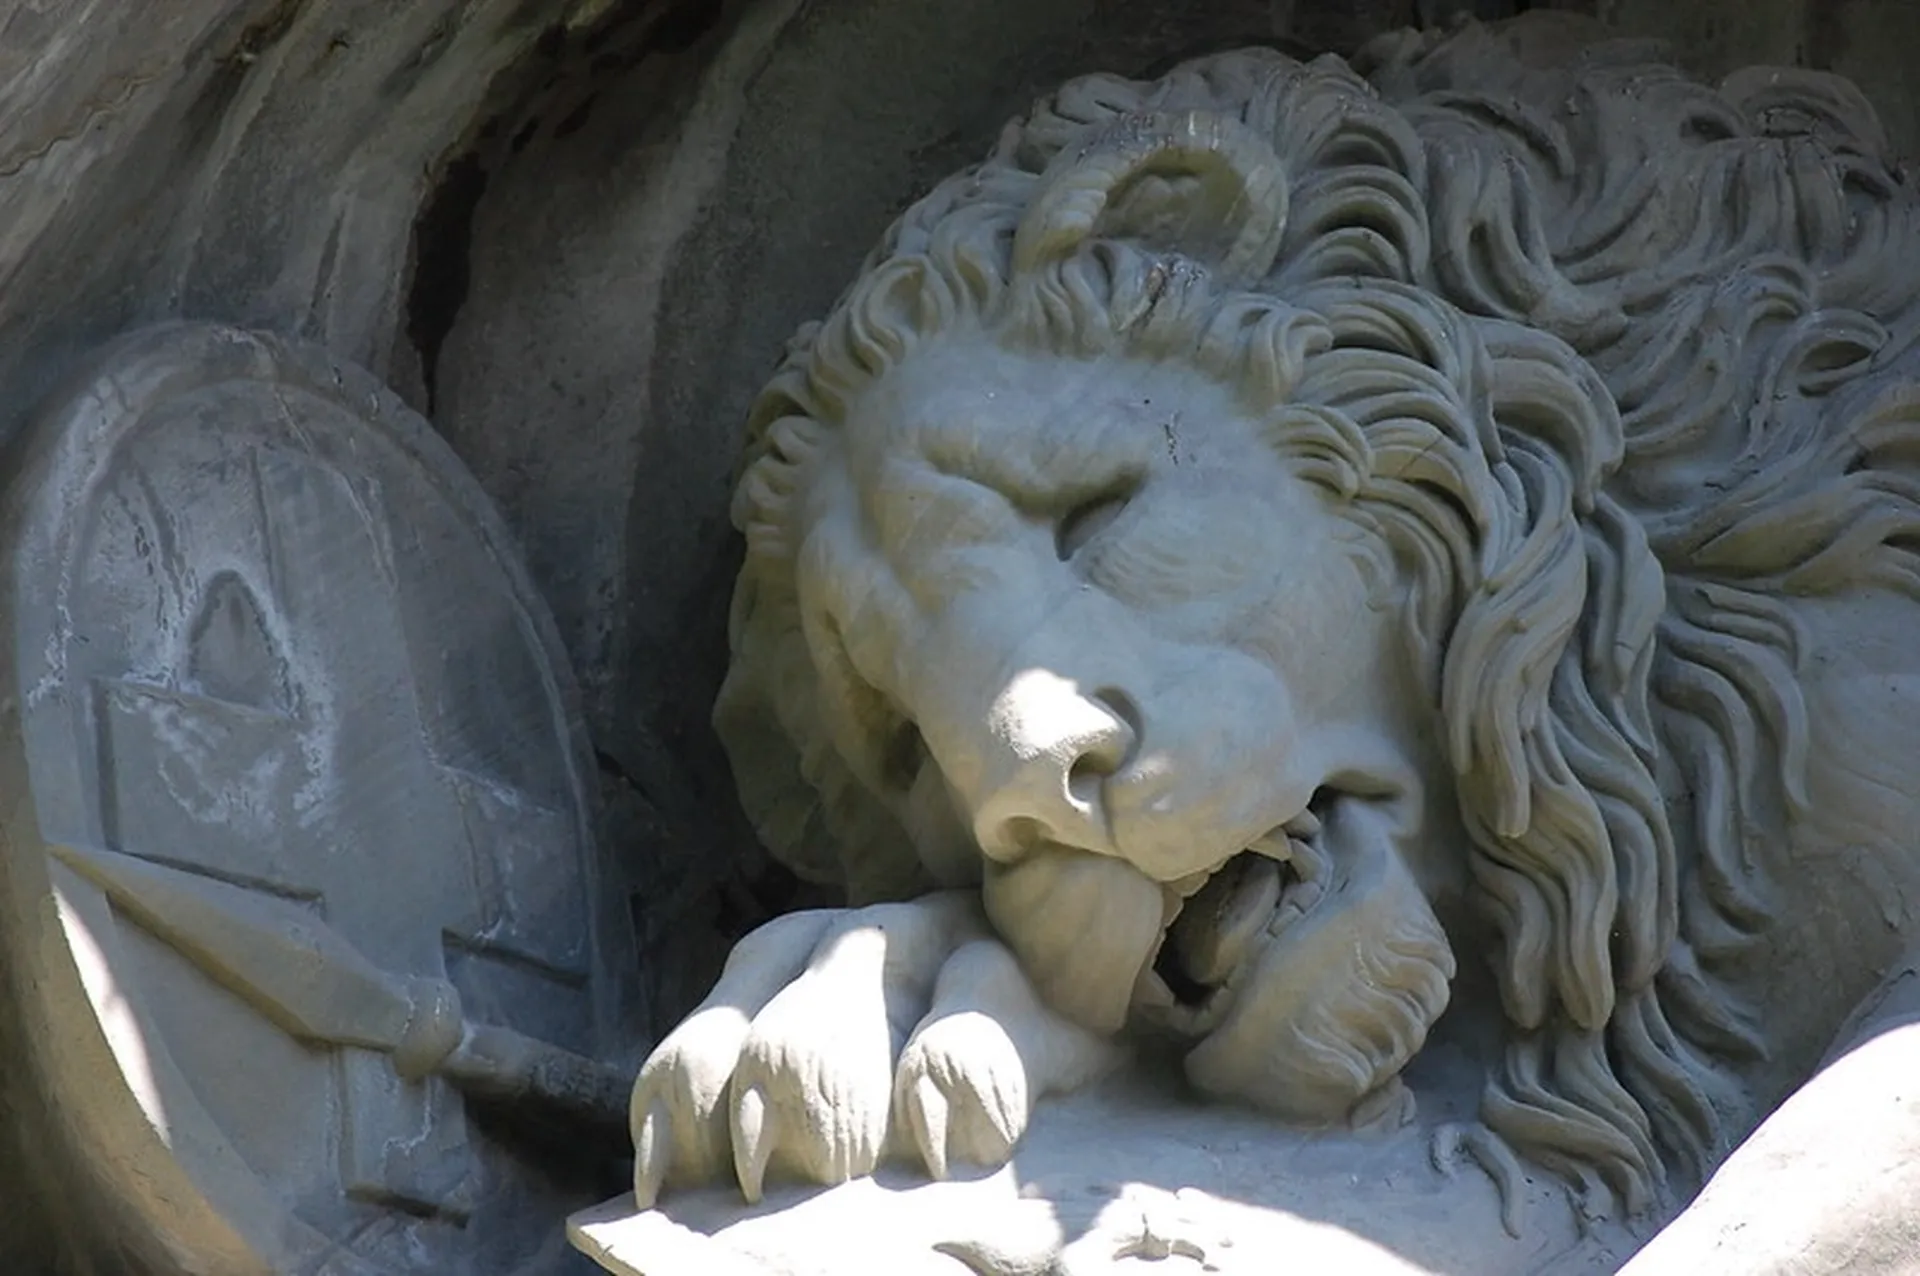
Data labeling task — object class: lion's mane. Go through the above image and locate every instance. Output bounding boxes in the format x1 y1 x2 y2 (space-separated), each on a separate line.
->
713 13 1920 1214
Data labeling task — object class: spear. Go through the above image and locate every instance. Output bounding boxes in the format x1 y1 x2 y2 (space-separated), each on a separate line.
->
52 843 632 1135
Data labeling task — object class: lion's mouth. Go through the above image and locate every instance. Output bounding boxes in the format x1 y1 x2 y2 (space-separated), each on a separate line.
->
1130 793 1338 1038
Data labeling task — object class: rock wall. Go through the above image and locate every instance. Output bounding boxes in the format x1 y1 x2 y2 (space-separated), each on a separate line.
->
3 0 1919 1270
0 8 594 1270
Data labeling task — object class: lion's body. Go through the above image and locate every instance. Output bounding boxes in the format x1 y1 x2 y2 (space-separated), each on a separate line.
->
1739 592 1920 1089
656 9 1920 1229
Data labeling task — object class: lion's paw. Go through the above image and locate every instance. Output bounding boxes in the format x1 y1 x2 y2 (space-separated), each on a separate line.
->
631 909 837 1207
631 898 1124 1204
895 1004 1030 1180
630 1005 749 1206
630 893 1003 1205
893 937 1124 1181
727 925 902 1200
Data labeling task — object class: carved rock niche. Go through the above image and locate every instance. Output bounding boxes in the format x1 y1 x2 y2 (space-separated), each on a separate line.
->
4 5 1920 1276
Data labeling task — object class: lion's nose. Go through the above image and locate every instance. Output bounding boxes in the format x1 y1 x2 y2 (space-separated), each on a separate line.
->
969 669 1139 864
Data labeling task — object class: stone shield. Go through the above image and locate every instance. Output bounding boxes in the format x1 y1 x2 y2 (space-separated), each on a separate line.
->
0 323 639 1274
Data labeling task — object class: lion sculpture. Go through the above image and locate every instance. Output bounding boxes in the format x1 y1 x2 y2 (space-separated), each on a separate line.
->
628 13 1920 1247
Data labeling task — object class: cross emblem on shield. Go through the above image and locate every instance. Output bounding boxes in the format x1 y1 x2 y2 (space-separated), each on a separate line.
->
0 325 640 1274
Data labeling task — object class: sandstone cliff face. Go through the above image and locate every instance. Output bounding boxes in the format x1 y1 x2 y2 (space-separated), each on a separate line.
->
1 1 1915 1271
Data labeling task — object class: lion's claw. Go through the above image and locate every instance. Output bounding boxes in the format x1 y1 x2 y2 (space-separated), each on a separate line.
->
903 1073 955 1181
730 1082 776 1204
631 1096 671 1210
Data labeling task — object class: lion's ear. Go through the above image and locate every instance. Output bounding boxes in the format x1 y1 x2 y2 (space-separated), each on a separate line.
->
1013 110 1290 287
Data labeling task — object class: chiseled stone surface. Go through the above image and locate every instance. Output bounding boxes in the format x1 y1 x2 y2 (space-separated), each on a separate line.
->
4 3 1920 1274
0 323 638 1273
597 15 1920 1274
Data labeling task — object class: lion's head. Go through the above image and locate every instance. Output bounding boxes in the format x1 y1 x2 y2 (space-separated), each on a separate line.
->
711 14 1920 1217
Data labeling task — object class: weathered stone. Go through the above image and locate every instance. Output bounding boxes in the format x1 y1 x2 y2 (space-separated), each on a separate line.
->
588 14 1920 1273
4 3 1920 1273
0 323 637 1274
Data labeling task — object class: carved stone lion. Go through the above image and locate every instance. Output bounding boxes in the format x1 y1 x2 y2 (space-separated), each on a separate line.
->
631 14 1920 1235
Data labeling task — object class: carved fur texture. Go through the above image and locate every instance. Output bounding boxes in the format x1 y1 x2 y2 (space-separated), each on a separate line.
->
714 13 1920 1213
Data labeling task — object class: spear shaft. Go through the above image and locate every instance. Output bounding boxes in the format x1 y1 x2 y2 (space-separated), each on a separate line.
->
53 843 631 1135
